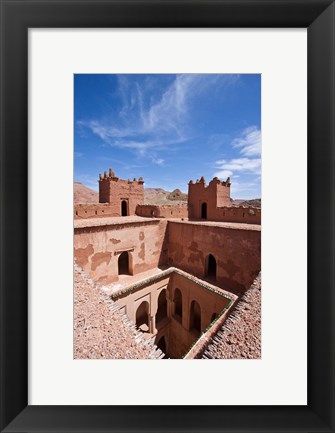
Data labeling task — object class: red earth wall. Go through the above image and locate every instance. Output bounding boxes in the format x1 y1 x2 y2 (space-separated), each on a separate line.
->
168 221 261 294
136 204 188 219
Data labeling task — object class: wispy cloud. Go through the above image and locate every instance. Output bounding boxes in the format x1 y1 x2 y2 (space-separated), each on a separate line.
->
152 158 165 166
213 126 261 180
78 74 239 162
232 125 261 157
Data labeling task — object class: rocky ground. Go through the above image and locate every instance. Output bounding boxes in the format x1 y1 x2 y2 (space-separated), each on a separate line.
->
200 273 261 359
74 264 162 359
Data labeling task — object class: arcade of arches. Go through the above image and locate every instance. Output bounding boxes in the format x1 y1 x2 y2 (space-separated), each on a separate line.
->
113 269 234 358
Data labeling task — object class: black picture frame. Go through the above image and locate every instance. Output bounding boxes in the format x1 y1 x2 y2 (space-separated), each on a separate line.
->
1 0 334 432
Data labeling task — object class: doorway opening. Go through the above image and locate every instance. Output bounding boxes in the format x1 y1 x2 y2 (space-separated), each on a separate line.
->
121 200 128 216
118 251 130 275
205 254 217 281
201 202 207 219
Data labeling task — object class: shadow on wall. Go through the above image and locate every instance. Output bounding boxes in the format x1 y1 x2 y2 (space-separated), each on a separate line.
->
158 222 169 268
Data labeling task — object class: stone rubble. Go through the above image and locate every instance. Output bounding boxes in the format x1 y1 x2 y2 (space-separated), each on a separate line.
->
200 273 261 359
74 264 162 359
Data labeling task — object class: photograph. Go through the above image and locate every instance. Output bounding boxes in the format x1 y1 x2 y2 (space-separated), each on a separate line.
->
2 0 334 430
73 73 261 359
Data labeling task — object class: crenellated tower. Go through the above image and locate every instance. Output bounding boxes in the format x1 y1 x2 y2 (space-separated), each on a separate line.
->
99 168 144 216
188 176 231 219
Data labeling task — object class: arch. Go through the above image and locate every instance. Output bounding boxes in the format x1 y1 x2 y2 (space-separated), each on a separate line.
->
118 251 130 275
156 289 167 325
201 202 207 219
173 288 183 320
136 301 149 332
205 254 217 280
189 300 201 333
121 200 128 216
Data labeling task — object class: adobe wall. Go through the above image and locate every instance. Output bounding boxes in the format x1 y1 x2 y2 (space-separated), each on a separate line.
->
211 206 261 224
111 268 235 358
74 219 168 284
136 204 188 219
168 221 261 294
74 203 115 219
166 272 232 358
99 168 144 216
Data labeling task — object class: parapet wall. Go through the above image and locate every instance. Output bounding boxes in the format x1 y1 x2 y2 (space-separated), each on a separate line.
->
211 206 261 224
74 203 115 219
136 204 188 219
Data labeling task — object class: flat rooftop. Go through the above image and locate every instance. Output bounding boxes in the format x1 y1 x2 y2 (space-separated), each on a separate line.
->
74 215 159 229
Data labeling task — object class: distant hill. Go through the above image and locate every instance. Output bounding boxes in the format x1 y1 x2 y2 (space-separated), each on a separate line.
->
74 182 99 203
74 183 188 206
232 198 261 208
144 188 187 205
167 189 188 201
74 182 260 208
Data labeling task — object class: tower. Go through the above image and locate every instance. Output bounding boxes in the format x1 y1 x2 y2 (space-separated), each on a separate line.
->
187 176 231 219
99 168 144 216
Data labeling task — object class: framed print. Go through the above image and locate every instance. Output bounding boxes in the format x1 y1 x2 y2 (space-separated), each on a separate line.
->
1 1 334 432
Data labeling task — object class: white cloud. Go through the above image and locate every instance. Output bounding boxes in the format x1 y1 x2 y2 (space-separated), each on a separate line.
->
214 169 233 179
232 125 261 157
213 126 261 182
215 157 261 175
79 74 240 159
152 158 164 165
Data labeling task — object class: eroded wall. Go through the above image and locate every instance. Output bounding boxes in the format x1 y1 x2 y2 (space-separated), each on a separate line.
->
74 203 115 219
168 221 261 294
74 219 168 284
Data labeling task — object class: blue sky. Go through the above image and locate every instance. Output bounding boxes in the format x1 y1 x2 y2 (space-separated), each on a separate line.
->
74 74 261 199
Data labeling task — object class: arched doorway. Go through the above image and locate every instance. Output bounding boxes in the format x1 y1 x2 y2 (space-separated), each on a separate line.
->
190 300 201 333
156 289 167 325
173 288 183 320
121 200 128 216
118 251 130 275
205 254 217 280
201 202 207 219
136 301 149 332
